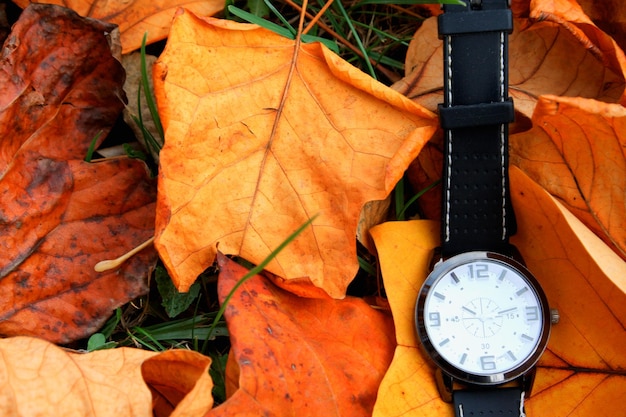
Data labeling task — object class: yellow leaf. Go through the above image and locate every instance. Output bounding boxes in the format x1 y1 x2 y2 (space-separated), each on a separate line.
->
0 337 213 417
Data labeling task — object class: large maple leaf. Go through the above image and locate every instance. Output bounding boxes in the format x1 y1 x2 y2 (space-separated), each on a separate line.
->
0 4 156 343
152 10 437 298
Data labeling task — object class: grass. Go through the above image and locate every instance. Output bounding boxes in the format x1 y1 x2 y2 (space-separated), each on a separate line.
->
85 0 451 404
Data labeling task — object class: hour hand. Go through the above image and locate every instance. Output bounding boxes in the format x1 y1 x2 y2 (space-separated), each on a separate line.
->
463 306 477 315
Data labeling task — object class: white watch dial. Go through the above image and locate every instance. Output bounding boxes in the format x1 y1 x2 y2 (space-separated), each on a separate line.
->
420 255 546 378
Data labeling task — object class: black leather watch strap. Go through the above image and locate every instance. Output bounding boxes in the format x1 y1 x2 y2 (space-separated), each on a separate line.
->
454 388 525 417
439 0 516 258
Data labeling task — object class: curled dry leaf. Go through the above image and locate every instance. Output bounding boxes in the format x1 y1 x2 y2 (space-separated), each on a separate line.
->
370 167 626 417
577 0 626 50
372 169 626 417
393 0 626 119
0 4 156 343
209 252 396 417
12 0 224 53
0 337 213 417
153 10 437 298
510 95 626 259
141 349 214 417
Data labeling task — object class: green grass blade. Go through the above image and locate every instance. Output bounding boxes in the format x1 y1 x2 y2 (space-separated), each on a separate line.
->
358 255 376 277
84 130 103 162
206 214 318 339
396 180 440 220
263 0 297 35
130 326 167 351
333 0 377 79
227 5 295 39
135 83 162 155
247 0 269 17
140 33 164 141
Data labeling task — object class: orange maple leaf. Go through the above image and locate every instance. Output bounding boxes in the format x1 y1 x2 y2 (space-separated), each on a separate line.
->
152 10 437 298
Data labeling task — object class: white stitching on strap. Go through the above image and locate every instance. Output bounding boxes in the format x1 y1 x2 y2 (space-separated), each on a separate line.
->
445 35 453 243
499 30 507 241
519 391 527 417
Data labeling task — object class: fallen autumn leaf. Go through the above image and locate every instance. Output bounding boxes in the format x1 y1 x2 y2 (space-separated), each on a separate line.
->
0 4 157 343
209 252 396 417
0 336 213 417
153 10 437 298
0 336 156 416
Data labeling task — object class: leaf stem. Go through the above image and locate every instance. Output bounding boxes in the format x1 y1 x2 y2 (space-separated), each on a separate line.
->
94 237 155 272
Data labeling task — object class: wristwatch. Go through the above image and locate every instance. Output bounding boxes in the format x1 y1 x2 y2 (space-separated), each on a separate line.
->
414 1 557 416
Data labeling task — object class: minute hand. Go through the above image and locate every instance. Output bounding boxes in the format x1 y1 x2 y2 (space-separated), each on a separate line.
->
497 307 518 315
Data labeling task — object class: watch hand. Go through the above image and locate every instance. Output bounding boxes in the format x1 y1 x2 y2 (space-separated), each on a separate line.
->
463 306 477 315
497 307 518 315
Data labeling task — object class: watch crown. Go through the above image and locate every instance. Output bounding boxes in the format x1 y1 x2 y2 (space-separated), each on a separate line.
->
550 308 560 324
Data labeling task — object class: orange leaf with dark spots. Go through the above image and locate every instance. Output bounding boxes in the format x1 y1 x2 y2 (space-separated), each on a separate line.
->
0 4 156 343
209 252 396 417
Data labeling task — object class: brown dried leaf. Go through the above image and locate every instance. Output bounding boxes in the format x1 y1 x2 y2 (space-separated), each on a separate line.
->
0 4 156 343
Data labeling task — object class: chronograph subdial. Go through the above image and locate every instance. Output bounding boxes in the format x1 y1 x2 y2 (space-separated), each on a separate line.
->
461 298 503 338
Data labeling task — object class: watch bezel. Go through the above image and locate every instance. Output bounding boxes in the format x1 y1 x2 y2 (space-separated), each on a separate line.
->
415 251 551 386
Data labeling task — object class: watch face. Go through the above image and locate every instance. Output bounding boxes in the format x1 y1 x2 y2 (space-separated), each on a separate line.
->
416 252 550 385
